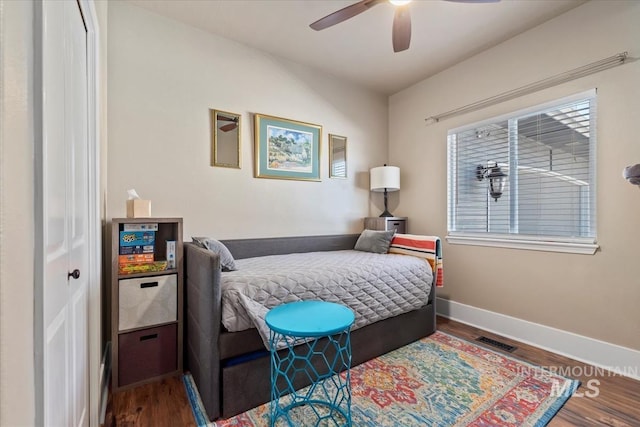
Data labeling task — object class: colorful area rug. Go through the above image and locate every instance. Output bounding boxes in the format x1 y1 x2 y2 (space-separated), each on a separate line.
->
183 331 578 426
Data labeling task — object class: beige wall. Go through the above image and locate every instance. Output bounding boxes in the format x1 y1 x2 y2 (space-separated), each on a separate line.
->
389 0 640 350
106 2 388 239
0 1 36 425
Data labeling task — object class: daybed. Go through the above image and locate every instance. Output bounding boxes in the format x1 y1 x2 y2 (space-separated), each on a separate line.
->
184 233 437 421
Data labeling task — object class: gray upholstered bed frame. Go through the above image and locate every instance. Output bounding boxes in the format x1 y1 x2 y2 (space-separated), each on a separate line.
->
184 234 436 421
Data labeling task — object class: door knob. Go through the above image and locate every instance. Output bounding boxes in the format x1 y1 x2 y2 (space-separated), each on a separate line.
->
68 269 81 280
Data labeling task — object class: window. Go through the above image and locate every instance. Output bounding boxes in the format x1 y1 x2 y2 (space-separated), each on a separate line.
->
447 90 598 254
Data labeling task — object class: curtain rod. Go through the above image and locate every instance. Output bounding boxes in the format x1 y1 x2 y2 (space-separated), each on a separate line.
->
424 52 628 125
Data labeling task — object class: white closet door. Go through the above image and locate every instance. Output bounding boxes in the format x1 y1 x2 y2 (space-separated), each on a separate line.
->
42 1 90 426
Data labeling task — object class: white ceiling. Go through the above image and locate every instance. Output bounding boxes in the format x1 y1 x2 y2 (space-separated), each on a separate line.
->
127 0 586 95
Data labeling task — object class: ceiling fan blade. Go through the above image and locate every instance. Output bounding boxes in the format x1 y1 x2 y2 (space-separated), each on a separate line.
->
310 0 386 31
219 123 238 132
217 114 237 122
392 5 411 53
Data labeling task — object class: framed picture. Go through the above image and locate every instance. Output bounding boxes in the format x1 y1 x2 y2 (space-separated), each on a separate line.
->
254 113 322 181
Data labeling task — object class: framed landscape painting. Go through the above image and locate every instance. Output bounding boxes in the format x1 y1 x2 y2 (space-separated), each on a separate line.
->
254 114 322 181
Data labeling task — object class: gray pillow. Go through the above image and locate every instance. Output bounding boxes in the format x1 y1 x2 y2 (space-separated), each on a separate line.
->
192 237 237 271
354 229 395 254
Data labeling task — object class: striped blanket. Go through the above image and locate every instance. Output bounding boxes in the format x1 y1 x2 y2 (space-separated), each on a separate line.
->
389 234 443 287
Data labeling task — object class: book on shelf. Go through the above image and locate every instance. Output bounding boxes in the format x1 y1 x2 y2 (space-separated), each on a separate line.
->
118 253 154 265
118 261 168 275
166 241 176 269
119 244 154 255
119 230 155 247
123 223 159 231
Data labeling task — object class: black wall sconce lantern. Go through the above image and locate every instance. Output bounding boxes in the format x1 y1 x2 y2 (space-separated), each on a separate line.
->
476 162 507 202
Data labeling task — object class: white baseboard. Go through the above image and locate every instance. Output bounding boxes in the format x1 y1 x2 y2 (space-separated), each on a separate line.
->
99 342 111 424
436 297 640 381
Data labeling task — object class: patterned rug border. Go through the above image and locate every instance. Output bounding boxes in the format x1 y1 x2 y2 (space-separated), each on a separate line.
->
183 373 211 427
183 331 579 427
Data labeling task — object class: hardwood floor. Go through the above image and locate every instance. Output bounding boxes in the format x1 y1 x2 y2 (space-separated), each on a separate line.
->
104 317 640 426
437 318 640 427
103 376 196 427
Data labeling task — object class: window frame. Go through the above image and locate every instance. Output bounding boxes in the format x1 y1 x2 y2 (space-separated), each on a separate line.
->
446 89 599 255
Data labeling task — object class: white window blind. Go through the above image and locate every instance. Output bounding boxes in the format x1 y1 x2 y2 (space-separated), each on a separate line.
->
447 90 597 253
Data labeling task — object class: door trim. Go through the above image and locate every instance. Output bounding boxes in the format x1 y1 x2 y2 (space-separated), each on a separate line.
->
33 0 101 425
80 0 101 425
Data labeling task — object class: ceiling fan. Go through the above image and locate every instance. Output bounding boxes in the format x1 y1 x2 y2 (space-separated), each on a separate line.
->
310 0 500 53
217 115 238 132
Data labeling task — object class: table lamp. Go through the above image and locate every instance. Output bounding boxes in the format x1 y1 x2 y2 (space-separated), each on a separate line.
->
370 165 400 217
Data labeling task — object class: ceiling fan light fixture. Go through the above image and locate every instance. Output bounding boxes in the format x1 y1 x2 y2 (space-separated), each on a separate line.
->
310 0 494 53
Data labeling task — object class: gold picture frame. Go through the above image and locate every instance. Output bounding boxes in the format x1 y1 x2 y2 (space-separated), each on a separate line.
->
211 109 241 168
329 134 347 179
254 113 322 181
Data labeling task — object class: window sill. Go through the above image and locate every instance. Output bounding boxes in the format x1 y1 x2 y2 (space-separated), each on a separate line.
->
446 234 599 255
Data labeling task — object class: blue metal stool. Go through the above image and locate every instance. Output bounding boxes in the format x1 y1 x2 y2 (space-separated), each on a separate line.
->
265 301 354 427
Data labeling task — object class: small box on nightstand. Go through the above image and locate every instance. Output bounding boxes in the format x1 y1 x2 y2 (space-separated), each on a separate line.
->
126 199 151 218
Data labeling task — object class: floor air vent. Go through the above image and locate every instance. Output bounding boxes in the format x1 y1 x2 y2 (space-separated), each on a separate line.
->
476 336 517 353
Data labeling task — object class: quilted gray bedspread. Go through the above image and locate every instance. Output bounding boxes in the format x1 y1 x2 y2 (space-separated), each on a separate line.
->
221 250 433 346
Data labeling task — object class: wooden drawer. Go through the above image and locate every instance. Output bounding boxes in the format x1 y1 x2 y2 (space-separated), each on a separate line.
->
119 274 177 331
118 324 177 387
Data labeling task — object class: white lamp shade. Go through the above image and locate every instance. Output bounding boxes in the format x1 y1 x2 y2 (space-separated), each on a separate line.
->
370 166 400 192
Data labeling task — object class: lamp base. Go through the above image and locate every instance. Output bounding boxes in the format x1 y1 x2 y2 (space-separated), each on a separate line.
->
378 188 394 217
